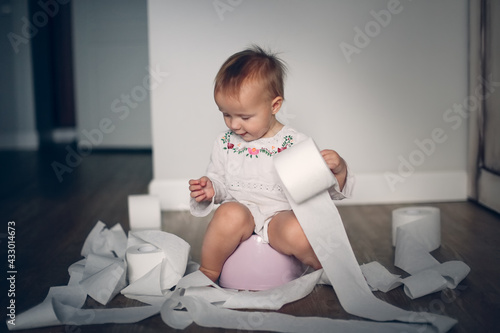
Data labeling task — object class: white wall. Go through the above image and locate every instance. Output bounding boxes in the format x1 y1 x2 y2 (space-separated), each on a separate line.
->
0 0 38 150
72 0 152 149
148 0 468 209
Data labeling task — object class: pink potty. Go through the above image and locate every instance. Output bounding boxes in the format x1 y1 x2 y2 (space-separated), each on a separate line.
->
219 234 305 290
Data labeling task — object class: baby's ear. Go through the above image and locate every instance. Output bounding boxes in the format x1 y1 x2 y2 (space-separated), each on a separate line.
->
271 96 283 114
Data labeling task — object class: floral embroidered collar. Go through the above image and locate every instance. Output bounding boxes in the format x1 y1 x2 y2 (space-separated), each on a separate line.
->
221 131 294 158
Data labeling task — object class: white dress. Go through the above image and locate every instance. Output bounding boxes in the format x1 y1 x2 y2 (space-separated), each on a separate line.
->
190 125 355 242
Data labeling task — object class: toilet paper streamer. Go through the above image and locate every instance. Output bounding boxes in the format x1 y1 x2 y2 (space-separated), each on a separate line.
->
361 206 470 299
273 138 457 330
128 195 161 230
8 222 162 331
11 214 456 332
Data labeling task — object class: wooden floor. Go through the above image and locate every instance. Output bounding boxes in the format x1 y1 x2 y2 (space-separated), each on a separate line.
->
1 145 499 333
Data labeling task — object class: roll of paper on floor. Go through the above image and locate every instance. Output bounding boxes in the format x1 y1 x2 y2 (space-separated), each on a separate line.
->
392 207 440 251
128 195 161 230
126 243 165 283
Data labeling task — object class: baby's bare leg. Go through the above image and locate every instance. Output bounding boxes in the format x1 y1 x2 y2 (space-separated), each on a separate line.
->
267 211 321 269
200 202 254 282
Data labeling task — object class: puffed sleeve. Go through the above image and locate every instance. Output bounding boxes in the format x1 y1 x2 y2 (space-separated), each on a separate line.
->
190 135 231 217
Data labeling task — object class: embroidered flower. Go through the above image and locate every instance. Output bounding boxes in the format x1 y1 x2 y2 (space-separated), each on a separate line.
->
247 148 259 158
227 143 234 149
278 146 287 153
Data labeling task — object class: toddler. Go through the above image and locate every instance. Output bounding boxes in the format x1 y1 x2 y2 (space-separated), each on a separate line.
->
189 46 354 282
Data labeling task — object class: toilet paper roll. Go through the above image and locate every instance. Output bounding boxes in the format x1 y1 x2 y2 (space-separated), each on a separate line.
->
128 195 161 230
392 207 440 251
273 138 336 204
126 243 165 283
125 230 190 291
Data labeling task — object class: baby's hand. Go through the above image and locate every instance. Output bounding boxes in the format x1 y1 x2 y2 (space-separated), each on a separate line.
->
321 149 346 174
189 176 215 202
321 149 347 190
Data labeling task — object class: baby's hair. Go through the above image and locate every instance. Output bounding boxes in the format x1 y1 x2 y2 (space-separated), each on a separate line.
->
214 45 287 101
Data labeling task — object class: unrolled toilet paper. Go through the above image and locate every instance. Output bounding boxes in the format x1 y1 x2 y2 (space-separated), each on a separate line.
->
126 244 166 284
361 205 470 299
273 138 457 331
8 222 162 331
128 195 161 230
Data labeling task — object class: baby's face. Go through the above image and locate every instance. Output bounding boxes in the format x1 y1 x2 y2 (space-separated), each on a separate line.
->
215 80 282 142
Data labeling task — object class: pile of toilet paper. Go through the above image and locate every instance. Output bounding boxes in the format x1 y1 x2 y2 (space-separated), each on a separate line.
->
8 218 464 332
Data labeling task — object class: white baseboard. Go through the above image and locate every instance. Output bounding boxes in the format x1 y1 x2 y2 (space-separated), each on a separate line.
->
0 131 39 150
149 171 468 211
344 171 467 205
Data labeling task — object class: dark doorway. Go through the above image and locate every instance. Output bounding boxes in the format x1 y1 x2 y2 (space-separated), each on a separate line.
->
29 0 75 145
